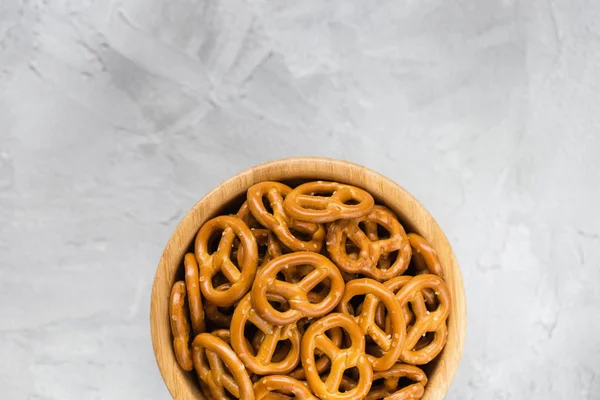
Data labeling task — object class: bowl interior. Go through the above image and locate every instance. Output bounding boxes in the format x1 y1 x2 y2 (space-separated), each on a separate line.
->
150 157 466 400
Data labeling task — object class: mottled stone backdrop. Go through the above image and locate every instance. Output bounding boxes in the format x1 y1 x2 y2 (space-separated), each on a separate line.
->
1 0 599 399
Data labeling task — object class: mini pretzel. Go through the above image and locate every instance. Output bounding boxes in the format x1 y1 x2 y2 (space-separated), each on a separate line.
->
231 293 301 374
184 253 205 335
338 278 406 371
408 233 444 306
254 375 317 400
247 181 325 252
169 281 193 371
290 325 343 380
327 206 412 281
371 363 427 400
192 333 255 400
283 181 375 223
386 274 451 364
301 313 373 400
195 215 258 306
251 252 345 325
340 364 427 400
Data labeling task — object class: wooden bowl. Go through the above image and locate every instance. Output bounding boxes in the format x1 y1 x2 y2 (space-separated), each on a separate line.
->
150 157 466 400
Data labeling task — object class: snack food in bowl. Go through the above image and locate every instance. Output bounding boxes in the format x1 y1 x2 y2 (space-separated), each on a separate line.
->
150 157 466 400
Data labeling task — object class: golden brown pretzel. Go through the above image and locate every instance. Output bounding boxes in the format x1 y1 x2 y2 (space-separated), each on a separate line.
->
340 364 426 400
192 333 255 400
327 206 412 281
408 233 444 306
385 274 451 364
169 281 193 371
247 181 326 252
371 363 427 400
195 215 258 306
338 278 406 371
283 181 375 223
251 252 345 325
301 313 373 400
254 375 317 400
184 253 206 335
231 293 301 374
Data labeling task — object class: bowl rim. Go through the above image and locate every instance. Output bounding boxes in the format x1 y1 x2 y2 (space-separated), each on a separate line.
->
150 156 466 400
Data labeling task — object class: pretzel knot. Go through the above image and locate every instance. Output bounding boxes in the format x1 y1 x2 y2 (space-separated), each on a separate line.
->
231 293 301 374
169 281 193 371
254 375 317 400
247 182 325 252
338 278 406 371
386 274 451 365
283 181 375 223
341 363 427 400
251 252 345 325
192 333 255 400
327 206 412 281
195 215 258 307
301 313 373 400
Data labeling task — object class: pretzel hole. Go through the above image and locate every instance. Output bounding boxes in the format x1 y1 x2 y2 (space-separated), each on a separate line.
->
338 333 353 350
345 367 360 381
378 250 399 270
207 229 226 253
366 343 385 358
268 297 290 312
414 332 434 350
212 272 229 288
348 295 366 317
289 227 314 242
272 339 292 362
308 278 331 303
262 196 274 214
376 223 392 239
343 199 360 206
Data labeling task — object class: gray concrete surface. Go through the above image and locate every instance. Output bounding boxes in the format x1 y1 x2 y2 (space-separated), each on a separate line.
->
1 0 600 399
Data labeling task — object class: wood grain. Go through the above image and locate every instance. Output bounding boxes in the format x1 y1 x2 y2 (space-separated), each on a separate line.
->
150 157 467 400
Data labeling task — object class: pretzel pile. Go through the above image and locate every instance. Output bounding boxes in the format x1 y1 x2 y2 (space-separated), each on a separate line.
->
169 181 451 400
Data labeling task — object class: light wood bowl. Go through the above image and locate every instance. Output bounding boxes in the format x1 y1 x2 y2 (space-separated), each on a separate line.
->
150 157 466 400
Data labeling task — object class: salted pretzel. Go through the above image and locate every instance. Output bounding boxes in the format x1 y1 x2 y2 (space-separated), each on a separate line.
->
327 206 411 281
341 363 427 400
338 278 406 371
408 233 444 306
283 181 375 223
231 293 301 374
247 181 326 252
183 253 206 335
289 325 343 380
169 281 193 371
301 313 373 400
195 215 258 307
254 375 317 400
251 252 345 325
385 274 451 365
192 333 255 400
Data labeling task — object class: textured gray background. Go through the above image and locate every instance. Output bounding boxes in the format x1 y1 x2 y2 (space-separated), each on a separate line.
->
1 0 599 399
